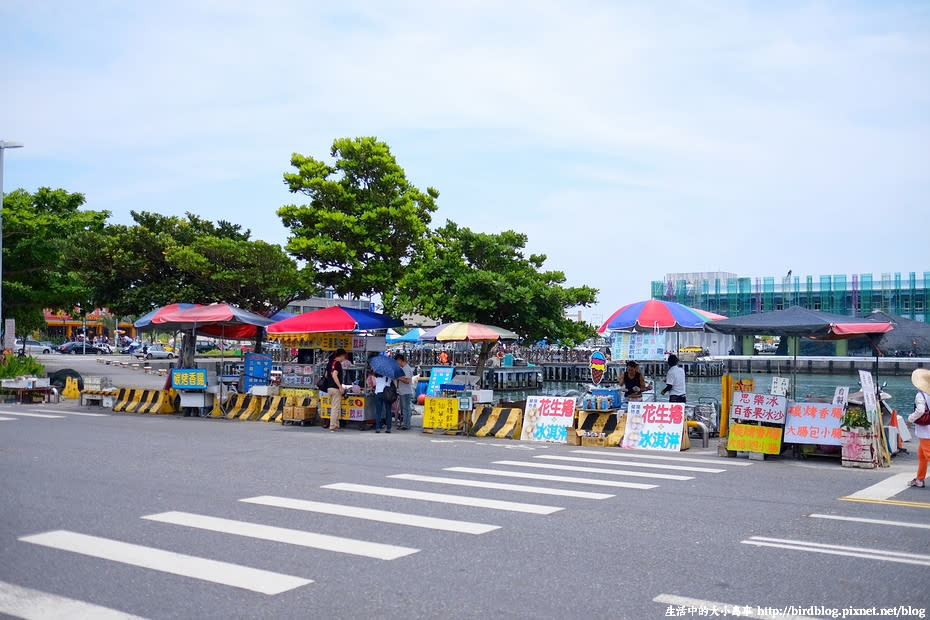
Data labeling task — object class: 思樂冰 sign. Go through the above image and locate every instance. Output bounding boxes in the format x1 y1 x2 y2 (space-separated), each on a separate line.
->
785 402 844 445
621 401 684 451
728 423 783 454
426 367 454 396
521 396 576 443
609 331 666 361
730 391 788 425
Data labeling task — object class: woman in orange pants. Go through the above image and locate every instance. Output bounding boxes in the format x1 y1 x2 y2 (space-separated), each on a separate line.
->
907 369 930 488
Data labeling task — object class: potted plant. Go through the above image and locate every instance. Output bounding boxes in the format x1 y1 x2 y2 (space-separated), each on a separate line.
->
840 405 876 468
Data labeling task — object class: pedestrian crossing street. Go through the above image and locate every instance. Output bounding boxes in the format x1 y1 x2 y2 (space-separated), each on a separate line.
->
5 447 744 617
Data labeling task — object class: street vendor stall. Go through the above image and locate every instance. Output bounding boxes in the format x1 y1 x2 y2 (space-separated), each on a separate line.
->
267 306 403 429
706 307 895 466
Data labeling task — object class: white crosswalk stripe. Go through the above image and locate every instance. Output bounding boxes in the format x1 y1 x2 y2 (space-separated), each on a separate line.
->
741 536 930 566
0 579 147 620
0 416 15 421
322 482 564 514
388 473 615 499
240 495 500 535
0 411 64 419
444 466 657 489
19 530 312 595
141 511 419 559
491 459 693 481
536 454 725 473
575 449 753 466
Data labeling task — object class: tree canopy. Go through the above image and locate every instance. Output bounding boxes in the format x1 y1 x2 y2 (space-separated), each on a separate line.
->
73 212 312 318
278 137 438 306
1 188 108 333
390 221 599 345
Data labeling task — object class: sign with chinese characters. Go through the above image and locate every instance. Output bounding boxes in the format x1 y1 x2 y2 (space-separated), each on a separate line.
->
171 368 207 390
832 386 849 406
785 402 844 445
426 367 455 396
728 423 783 454
610 331 666 361
730 392 788 425
621 401 684 451
267 333 368 351
521 396 576 443
320 395 366 420
770 377 790 397
732 378 755 393
858 370 879 423
423 397 459 429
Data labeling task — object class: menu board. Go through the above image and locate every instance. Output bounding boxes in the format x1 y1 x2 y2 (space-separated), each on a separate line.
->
730 392 788 425
426 367 455 396
610 331 666 361
728 423 783 454
785 402 844 445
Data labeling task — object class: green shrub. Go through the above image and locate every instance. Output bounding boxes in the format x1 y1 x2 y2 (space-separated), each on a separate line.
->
0 353 45 378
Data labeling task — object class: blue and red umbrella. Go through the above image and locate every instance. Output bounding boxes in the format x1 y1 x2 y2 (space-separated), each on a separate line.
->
133 303 201 329
598 300 726 333
267 305 403 335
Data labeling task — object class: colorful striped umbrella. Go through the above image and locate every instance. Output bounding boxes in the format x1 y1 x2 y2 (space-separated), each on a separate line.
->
420 322 518 343
598 300 727 333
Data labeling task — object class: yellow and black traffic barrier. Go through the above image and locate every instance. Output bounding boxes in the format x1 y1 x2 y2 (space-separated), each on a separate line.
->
258 396 288 422
112 387 134 411
113 388 177 414
212 393 257 419
577 410 625 446
469 405 523 439
62 377 81 400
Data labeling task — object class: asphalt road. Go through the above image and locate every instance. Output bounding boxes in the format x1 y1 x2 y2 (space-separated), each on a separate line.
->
1 400 928 620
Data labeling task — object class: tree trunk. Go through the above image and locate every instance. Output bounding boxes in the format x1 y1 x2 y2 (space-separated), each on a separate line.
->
473 341 492 389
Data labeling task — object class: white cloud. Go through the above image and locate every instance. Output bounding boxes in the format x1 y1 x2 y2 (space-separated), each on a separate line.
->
2 0 927 320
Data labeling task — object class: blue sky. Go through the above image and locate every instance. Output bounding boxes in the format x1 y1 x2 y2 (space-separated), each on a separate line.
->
2 1 928 325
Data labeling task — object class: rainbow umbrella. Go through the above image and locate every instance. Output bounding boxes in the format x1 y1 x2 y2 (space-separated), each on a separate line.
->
598 300 726 333
420 322 518 343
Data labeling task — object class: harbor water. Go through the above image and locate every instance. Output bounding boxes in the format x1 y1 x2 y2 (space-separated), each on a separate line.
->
512 371 920 409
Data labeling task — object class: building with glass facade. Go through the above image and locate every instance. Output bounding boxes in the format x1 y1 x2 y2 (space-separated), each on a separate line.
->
651 271 930 324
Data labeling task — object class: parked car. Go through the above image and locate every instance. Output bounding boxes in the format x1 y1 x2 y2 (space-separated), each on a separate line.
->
59 342 103 355
15 339 54 355
137 343 175 360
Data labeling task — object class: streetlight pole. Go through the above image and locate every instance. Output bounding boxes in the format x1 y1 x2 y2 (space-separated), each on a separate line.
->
0 140 25 345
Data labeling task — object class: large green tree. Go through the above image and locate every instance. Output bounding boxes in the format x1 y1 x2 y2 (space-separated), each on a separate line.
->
278 137 439 307
2 188 108 333
73 212 312 318
389 221 598 384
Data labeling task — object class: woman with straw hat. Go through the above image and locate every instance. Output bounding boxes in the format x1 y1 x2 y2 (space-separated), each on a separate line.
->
906 369 930 488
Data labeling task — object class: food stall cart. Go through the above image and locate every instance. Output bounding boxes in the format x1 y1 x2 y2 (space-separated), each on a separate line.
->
266 306 404 430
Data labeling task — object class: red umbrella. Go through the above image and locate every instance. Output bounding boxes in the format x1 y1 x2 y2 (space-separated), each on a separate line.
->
267 305 402 334
153 302 276 339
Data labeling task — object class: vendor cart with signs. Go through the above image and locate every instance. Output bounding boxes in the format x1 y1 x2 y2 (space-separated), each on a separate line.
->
266 306 404 430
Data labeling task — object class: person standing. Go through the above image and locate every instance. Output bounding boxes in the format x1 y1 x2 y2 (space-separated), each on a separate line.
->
325 348 348 432
660 354 686 403
395 354 415 430
373 373 394 433
907 368 930 488
621 360 652 401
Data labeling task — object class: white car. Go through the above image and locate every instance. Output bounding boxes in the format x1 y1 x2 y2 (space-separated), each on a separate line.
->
136 344 175 360
15 339 54 355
